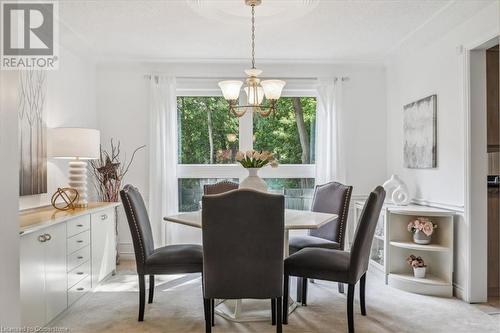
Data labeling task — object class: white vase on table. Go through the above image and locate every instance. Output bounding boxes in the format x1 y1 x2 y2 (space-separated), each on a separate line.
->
240 168 267 192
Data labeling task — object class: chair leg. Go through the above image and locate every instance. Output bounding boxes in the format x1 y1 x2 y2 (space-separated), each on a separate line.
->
271 298 276 325
276 297 282 333
203 298 212 333
211 299 215 326
296 277 303 303
283 275 289 325
138 274 146 322
347 284 355 333
301 278 308 306
338 282 345 294
360 273 366 316
148 275 155 304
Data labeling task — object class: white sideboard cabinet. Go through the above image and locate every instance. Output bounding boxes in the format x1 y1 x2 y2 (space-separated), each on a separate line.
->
19 202 120 327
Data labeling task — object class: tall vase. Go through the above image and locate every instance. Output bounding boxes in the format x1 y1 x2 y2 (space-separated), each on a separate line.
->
240 168 267 192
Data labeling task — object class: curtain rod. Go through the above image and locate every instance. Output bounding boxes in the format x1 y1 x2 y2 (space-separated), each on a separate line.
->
144 75 349 81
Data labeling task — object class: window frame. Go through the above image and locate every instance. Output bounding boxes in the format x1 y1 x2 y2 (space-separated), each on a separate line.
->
176 80 318 187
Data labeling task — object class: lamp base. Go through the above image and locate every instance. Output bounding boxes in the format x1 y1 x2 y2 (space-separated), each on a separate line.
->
68 160 89 208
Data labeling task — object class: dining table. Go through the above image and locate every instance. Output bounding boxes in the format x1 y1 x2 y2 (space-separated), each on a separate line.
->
163 208 338 322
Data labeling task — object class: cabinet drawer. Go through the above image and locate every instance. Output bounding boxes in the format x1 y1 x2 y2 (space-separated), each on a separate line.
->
91 208 115 224
68 276 91 306
68 260 90 289
67 215 90 238
67 245 90 272
67 230 90 255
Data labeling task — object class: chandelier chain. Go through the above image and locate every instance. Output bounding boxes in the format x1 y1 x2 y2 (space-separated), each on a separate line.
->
251 5 256 69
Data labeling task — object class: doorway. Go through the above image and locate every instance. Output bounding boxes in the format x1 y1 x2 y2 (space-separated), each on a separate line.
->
468 36 499 306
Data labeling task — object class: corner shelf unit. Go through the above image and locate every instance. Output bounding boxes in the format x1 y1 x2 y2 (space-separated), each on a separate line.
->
353 202 455 297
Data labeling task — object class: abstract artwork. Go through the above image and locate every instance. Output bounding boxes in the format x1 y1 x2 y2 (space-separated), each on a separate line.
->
403 94 437 169
19 70 47 196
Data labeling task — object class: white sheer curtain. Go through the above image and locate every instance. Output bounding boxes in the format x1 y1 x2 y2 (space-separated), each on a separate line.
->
148 76 177 246
315 77 346 185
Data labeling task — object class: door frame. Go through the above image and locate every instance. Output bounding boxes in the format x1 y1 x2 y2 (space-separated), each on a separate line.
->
463 32 499 303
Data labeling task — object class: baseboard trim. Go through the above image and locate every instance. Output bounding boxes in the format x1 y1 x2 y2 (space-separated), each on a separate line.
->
453 283 466 301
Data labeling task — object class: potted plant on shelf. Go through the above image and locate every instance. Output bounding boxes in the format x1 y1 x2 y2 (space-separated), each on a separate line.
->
235 150 278 192
407 217 437 245
406 254 427 278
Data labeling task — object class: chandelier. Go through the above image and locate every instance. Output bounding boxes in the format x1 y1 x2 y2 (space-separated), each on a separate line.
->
218 0 286 117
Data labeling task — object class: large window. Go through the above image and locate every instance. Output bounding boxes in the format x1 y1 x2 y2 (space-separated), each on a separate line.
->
177 94 317 212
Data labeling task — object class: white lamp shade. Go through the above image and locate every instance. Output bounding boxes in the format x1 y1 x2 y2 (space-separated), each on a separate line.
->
244 86 264 105
261 80 286 100
218 80 243 100
49 128 100 159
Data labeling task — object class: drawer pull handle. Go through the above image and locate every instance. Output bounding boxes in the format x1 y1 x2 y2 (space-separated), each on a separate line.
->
77 240 83 243
77 256 84 259
77 224 84 227
44 234 51 241
101 214 108 220
76 272 84 275
38 235 47 243
76 287 85 291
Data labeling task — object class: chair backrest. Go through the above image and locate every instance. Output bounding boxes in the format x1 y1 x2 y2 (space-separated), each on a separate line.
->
120 185 155 271
349 186 386 282
202 189 284 299
203 181 239 195
309 181 353 248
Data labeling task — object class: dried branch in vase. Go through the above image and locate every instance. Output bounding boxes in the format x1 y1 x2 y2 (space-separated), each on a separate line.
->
89 139 145 202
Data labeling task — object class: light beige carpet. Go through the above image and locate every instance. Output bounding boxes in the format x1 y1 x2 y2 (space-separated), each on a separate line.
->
51 262 499 333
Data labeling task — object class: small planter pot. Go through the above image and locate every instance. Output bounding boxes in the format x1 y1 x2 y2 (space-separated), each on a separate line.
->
413 267 427 278
413 230 432 245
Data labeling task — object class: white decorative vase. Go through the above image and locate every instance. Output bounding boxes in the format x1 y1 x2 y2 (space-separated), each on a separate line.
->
413 267 426 278
240 168 267 192
413 230 432 245
382 174 410 206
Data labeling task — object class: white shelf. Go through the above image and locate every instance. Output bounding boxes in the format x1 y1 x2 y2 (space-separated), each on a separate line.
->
390 241 450 252
389 272 450 286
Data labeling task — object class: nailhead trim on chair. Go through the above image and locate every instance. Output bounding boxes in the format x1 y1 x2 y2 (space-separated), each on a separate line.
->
338 186 353 246
123 188 146 264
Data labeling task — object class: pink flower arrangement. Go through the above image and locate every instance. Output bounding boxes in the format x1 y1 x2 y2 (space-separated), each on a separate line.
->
406 254 426 268
235 150 279 168
407 217 437 236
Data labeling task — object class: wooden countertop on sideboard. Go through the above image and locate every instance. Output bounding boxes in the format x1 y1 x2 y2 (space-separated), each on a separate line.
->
19 202 122 236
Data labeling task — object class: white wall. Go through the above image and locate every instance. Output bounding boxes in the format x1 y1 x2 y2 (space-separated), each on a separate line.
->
19 46 97 210
96 62 387 256
0 71 21 326
385 1 499 299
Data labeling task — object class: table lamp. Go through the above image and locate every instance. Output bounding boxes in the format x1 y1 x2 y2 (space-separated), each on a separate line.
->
49 128 100 208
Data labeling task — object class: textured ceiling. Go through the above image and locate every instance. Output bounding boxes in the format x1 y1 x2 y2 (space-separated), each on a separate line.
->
58 0 494 62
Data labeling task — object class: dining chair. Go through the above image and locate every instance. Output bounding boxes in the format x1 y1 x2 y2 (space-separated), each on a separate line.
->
203 180 238 195
283 186 385 333
289 181 352 300
202 189 285 333
120 185 203 322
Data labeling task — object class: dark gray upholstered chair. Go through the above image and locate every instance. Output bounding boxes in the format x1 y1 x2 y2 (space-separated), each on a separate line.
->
120 185 203 322
202 189 285 333
290 181 352 299
283 186 385 333
203 181 238 195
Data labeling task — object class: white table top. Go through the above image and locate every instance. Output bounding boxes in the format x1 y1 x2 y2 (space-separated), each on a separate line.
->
164 209 338 230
